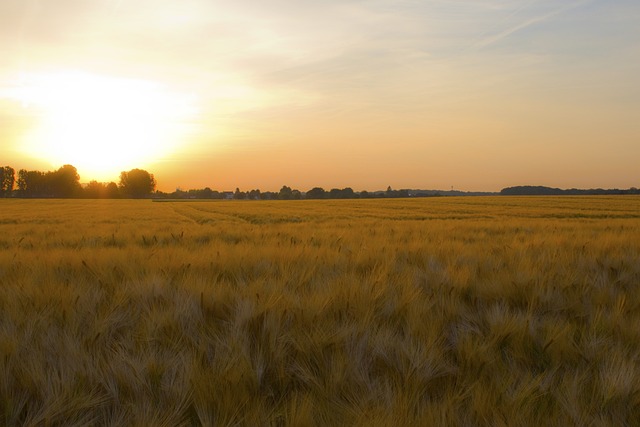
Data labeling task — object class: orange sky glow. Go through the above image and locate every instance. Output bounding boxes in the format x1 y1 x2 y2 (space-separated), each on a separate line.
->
1 0 638 192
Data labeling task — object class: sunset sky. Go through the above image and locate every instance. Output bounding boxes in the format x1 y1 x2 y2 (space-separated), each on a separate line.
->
1 0 638 192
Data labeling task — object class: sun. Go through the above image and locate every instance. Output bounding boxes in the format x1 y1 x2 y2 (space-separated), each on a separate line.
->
13 71 198 182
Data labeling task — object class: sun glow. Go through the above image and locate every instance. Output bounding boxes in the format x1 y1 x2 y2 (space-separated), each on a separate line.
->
10 71 198 181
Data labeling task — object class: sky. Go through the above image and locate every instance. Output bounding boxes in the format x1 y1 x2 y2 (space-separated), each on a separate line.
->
0 0 638 192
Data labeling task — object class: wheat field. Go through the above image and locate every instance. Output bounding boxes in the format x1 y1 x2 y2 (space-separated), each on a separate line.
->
0 196 639 426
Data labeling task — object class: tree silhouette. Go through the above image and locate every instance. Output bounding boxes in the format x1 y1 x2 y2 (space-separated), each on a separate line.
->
0 166 15 197
50 164 82 197
306 187 326 199
17 169 47 197
329 187 356 199
14 165 81 197
84 180 119 198
278 185 293 200
105 182 120 198
248 189 261 200
234 187 246 200
84 181 105 198
119 169 156 198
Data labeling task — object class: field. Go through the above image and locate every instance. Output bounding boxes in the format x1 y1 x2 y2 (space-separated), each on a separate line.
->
1 196 639 426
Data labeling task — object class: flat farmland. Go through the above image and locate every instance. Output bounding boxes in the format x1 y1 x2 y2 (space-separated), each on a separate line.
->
1 196 639 426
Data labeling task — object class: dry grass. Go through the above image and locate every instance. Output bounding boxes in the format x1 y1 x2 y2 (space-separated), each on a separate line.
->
0 196 639 426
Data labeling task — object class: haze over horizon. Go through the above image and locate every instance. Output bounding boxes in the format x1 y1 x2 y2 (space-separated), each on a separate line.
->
1 0 638 193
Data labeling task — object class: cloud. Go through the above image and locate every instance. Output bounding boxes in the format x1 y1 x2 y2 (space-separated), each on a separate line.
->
472 0 593 49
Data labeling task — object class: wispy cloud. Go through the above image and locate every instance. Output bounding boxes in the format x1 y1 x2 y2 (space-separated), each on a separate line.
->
473 0 592 49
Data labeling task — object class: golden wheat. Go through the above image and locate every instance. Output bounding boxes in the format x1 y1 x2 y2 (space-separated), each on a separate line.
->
0 196 639 425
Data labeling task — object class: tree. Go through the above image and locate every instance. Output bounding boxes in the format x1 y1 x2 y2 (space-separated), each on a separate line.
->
278 185 293 200
234 187 246 200
84 180 119 198
260 191 275 200
105 182 120 198
248 189 261 200
200 187 214 198
84 180 105 198
0 166 15 197
340 187 356 199
50 164 82 197
306 187 326 199
386 186 394 197
17 169 28 194
16 165 81 198
328 187 356 199
17 169 46 197
119 169 156 198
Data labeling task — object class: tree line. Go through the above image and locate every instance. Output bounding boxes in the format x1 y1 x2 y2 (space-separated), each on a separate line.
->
0 165 156 198
156 186 414 200
1 164 421 200
6 164 637 200
500 185 640 196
